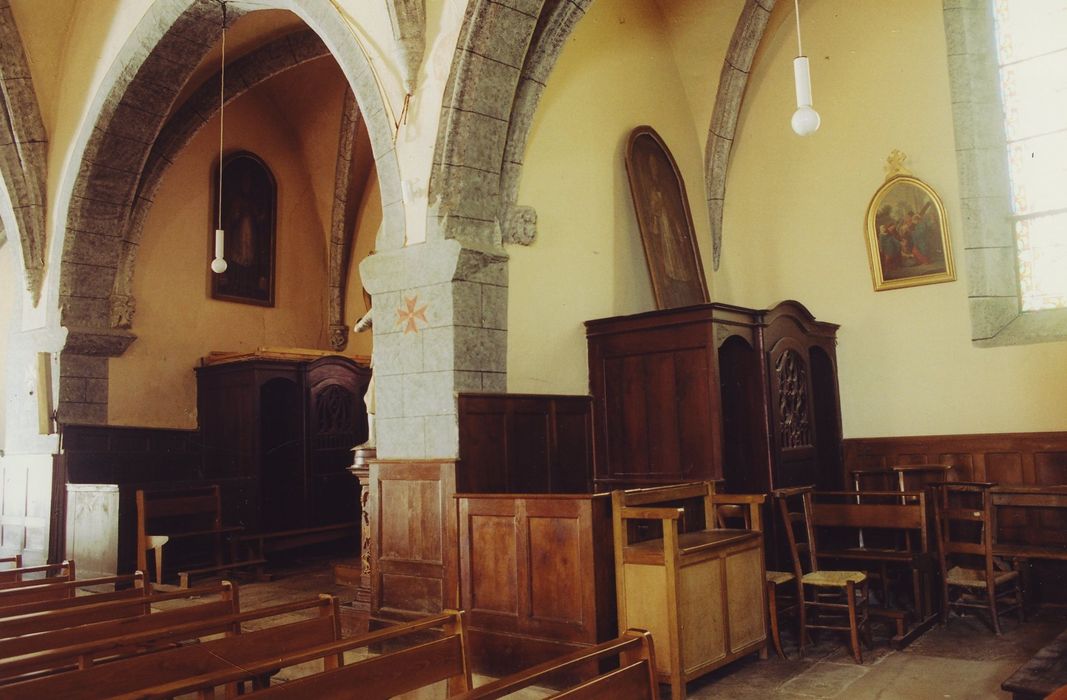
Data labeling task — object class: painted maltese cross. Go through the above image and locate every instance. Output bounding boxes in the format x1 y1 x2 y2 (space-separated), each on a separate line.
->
396 294 429 334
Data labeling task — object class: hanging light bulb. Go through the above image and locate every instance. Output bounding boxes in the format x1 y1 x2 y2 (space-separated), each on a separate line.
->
211 4 229 274
791 0 820 136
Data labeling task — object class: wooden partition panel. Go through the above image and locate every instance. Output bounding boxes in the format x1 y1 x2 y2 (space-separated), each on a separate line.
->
369 460 459 622
456 493 615 680
457 393 593 494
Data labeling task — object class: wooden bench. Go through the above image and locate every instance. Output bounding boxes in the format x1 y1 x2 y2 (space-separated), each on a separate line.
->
0 561 75 589
0 554 24 579
0 570 143 613
0 581 238 683
459 629 660 700
1002 627 1067 700
812 490 935 648
0 579 248 640
136 485 244 585
0 595 342 699
138 610 473 700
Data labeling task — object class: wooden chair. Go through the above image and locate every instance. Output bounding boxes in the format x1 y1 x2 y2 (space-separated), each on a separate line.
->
774 485 870 663
712 493 798 660
933 482 1023 634
0 555 23 581
136 485 243 585
612 482 767 700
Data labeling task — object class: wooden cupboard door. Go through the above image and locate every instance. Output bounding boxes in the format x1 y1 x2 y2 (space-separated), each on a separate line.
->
371 461 457 619
459 497 601 644
680 558 726 673
725 545 766 653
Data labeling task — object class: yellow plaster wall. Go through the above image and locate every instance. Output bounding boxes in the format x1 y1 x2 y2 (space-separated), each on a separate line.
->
108 71 339 428
508 0 715 394
717 0 1067 437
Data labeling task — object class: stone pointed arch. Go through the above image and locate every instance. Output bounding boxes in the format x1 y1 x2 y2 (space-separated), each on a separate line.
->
0 0 48 304
705 0 776 270
327 87 366 351
52 0 403 424
428 0 592 248
111 29 332 329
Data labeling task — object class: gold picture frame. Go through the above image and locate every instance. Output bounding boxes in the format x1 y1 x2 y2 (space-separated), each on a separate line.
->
864 162 955 292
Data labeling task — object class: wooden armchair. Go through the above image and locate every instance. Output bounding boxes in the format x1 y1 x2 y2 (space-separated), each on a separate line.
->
612 482 767 700
933 482 1023 634
774 486 870 663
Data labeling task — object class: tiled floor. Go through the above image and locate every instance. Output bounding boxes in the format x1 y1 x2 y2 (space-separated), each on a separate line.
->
153 563 1066 699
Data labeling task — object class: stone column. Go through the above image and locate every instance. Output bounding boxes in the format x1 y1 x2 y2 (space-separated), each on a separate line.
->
359 239 507 460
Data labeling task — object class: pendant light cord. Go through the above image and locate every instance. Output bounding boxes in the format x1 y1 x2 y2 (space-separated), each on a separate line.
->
794 0 803 56
217 3 227 231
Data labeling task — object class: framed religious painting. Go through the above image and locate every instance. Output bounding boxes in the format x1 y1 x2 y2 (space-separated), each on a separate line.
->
211 151 277 306
864 152 955 292
625 126 709 309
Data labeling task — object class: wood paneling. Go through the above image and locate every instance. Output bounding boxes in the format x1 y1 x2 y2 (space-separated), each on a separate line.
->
586 305 723 490
370 461 459 622
51 424 206 571
456 493 616 680
843 431 1067 601
457 393 593 494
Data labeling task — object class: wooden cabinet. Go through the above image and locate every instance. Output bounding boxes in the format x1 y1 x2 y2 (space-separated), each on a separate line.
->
196 354 371 533
585 305 724 490
612 483 766 700
586 301 843 491
456 493 615 681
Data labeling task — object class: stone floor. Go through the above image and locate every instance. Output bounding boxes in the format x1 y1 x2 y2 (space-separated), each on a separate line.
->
151 562 1066 699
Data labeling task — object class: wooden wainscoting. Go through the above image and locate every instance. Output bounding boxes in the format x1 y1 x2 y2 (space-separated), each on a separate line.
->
843 431 1067 601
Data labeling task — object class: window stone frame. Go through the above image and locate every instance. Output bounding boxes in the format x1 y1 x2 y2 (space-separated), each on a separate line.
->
943 0 1067 346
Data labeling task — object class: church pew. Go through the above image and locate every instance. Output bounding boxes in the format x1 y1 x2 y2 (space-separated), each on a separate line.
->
0 554 23 577
0 560 75 588
0 595 341 699
120 610 472 700
458 629 660 700
0 579 255 640
0 570 136 612
0 572 146 619
0 581 238 684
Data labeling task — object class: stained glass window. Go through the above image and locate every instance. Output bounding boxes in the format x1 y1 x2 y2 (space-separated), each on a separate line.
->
993 0 1067 311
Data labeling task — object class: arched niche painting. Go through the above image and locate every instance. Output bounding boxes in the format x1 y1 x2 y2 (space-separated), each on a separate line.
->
211 151 277 306
625 126 709 310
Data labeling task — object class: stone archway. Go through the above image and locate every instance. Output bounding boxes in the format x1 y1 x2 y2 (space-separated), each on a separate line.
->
51 0 404 424
0 0 48 304
357 0 593 459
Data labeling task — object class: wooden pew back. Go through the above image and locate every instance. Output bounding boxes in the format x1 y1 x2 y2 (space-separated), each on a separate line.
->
0 581 238 683
459 629 660 700
236 611 473 699
0 596 340 699
0 561 75 589
0 572 143 615
0 555 24 581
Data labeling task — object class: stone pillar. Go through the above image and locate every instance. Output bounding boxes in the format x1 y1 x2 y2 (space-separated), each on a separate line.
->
359 239 507 460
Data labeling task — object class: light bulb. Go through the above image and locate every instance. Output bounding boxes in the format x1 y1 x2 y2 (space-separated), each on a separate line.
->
792 106 821 136
211 257 228 274
791 56 821 136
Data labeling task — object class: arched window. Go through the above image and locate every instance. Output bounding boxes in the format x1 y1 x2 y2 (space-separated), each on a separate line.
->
944 0 1067 345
